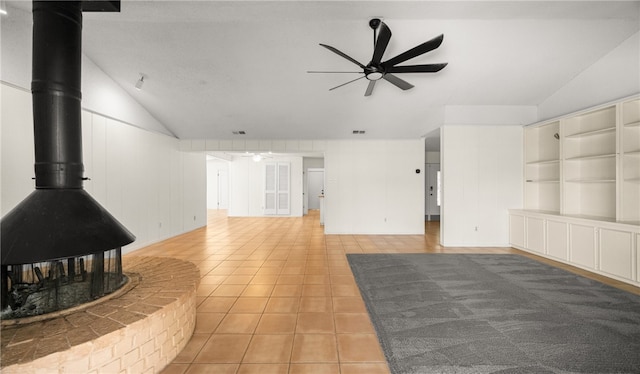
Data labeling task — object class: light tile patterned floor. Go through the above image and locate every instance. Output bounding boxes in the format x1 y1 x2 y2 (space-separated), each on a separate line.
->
128 210 639 374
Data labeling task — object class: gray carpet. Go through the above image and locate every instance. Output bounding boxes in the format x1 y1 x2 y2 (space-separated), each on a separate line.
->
346 254 640 374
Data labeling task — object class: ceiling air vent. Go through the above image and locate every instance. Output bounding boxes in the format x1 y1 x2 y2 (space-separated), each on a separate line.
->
232 130 246 135
352 130 366 134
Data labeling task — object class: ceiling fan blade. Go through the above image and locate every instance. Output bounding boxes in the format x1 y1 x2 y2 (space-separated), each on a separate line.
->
319 44 366 69
382 34 444 68
307 71 364 74
329 75 366 91
364 80 376 96
383 74 414 91
371 21 391 64
385 63 448 73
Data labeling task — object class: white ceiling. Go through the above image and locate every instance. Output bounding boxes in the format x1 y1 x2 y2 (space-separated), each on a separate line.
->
7 1 640 143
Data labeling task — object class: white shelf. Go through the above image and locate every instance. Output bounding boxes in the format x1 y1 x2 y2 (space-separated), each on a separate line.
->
564 153 615 161
624 177 640 183
564 126 616 138
624 121 640 128
526 179 560 183
624 150 640 156
526 159 559 165
565 178 616 183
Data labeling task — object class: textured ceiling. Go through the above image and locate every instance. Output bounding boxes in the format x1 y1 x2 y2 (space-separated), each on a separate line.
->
7 1 640 142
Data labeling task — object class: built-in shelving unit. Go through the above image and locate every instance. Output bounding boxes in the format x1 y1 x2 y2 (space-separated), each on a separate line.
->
621 99 640 224
562 105 617 220
523 120 560 213
512 96 640 288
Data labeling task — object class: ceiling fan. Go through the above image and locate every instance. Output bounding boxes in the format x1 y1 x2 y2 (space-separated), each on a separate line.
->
310 18 447 96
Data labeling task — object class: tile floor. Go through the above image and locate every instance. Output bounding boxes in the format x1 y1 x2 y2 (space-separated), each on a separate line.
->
128 210 639 374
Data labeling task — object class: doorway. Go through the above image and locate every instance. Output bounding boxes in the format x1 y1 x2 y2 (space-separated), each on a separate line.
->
307 168 324 210
425 163 440 221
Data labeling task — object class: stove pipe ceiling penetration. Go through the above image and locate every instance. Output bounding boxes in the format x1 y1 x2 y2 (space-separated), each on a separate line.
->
0 0 135 266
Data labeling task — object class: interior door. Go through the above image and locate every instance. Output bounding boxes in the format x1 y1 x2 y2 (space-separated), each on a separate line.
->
265 162 290 215
264 163 277 214
307 169 324 210
426 163 441 220
277 163 290 215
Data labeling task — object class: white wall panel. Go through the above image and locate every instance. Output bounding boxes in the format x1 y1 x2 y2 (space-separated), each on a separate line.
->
170 145 185 237
247 158 263 216
228 157 250 216
81 111 94 196
441 125 523 246
384 141 425 234
1 83 207 254
182 151 207 232
324 139 424 235
509 214 525 248
0 86 34 215
105 119 126 226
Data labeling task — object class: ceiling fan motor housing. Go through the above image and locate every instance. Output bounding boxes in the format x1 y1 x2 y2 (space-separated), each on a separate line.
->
365 65 384 80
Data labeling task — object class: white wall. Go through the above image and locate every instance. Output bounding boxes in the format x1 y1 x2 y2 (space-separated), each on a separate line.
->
0 3 173 137
1 83 207 253
441 125 522 246
539 31 640 121
425 152 440 164
227 155 304 217
324 139 425 235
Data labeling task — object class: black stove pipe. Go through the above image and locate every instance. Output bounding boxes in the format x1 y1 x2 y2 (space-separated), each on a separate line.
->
1 1 134 268
32 1 84 190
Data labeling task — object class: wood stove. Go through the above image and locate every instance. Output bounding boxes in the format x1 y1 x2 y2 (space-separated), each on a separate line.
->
0 1 134 320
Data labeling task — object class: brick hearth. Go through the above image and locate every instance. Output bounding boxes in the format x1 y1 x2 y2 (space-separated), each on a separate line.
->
1 257 200 373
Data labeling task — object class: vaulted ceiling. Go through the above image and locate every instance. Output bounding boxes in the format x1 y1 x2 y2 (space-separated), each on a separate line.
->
6 1 640 142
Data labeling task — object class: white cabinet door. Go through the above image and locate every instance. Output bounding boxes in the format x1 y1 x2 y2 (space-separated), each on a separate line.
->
599 229 633 280
526 217 545 254
547 220 568 261
637 234 640 282
570 224 597 269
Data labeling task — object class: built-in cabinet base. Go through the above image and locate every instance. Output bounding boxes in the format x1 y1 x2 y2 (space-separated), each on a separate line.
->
510 210 640 287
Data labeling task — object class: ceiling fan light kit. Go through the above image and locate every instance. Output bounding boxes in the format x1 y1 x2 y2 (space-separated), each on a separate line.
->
314 18 447 96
